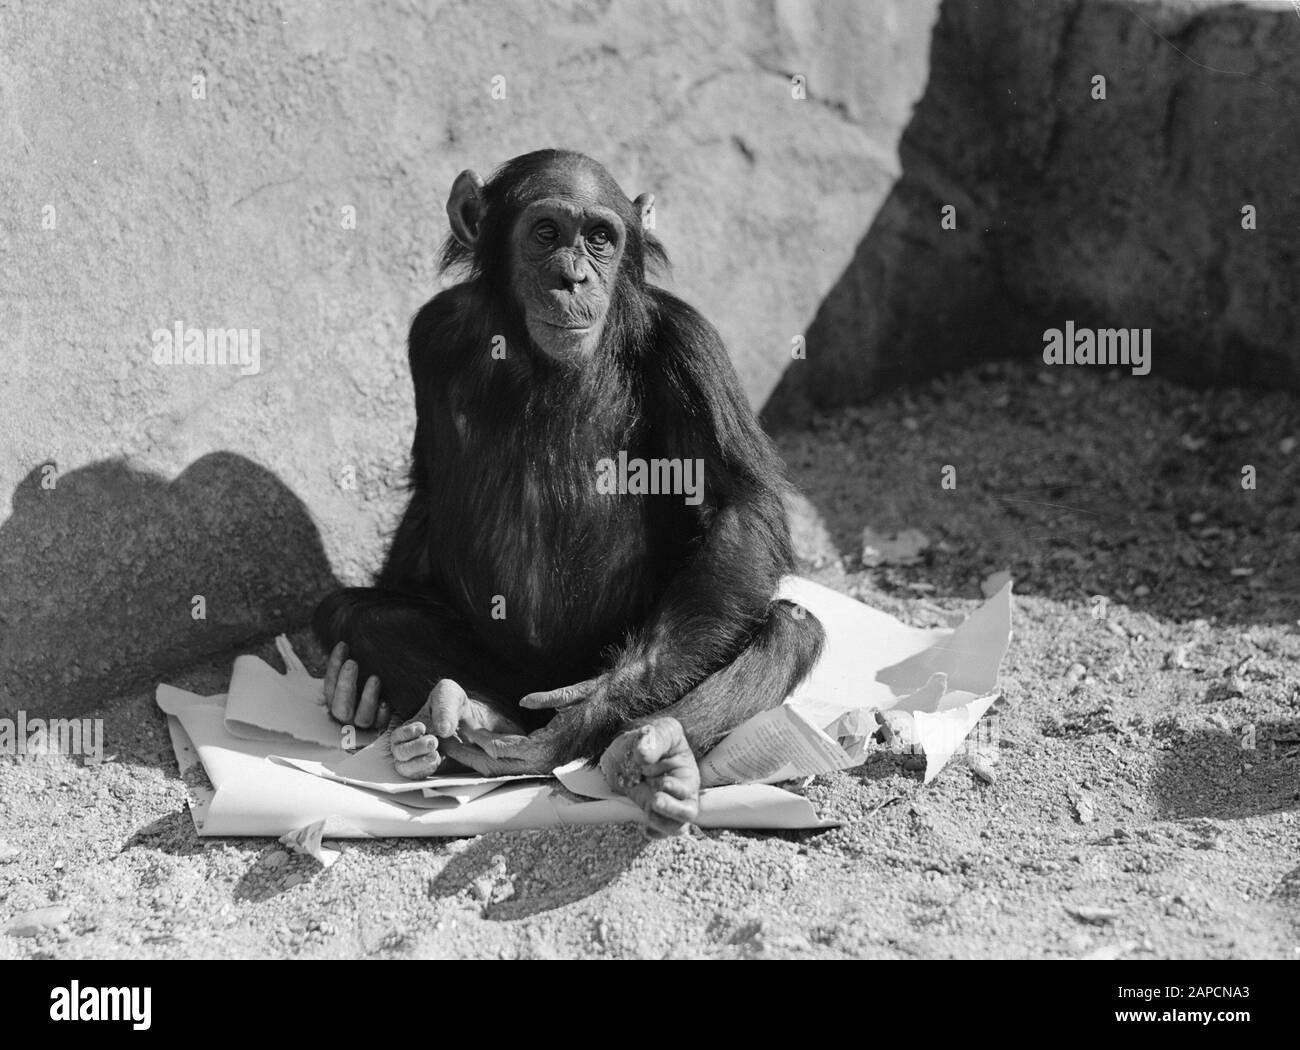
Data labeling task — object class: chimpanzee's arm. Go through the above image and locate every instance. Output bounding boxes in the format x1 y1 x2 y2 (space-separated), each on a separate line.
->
594 291 795 716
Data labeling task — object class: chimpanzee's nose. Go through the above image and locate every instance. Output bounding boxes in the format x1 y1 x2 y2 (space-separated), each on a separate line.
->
558 260 588 291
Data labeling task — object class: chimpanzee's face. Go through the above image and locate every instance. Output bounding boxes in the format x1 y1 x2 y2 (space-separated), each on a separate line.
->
509 196 627 362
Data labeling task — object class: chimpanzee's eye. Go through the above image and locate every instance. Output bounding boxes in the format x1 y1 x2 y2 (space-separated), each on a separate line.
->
588 227 612 251
534 222 558 244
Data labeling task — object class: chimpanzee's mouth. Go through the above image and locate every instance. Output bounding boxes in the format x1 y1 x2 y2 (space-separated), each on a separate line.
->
542 320 593 332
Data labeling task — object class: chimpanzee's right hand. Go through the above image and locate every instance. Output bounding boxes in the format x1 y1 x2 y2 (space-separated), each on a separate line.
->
322 642 390 730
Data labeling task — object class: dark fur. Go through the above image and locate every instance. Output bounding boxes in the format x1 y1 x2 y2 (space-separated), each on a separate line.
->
314 149 824 761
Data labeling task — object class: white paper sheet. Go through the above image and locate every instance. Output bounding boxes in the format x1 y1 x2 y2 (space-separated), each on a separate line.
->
271 734 543 803
222 635 379 750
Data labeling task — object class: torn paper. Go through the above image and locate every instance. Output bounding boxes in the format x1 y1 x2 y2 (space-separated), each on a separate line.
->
272 733 543 804
699 704 851 788
279 819 343 868
223 635 378 750
698 576 1014 786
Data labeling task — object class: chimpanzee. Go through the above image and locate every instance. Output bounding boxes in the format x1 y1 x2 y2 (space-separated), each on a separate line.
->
313 149 823 835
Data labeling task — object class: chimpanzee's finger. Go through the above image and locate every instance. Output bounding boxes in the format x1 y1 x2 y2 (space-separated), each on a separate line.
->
441 738 533 777
653 778 699 817
624 759 677 780
635 719 689 762
375 702 391 730
330 659 359 722
391 720 426 744
355 675 381 728
429 679 469 738
644 806 691 837
322 642 347 707
395 750 442 779
519 679 595 710
392 732 439 763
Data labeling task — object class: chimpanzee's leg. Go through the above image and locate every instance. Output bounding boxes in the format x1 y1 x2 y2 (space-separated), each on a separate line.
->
600 599 824 835
656 599 823 751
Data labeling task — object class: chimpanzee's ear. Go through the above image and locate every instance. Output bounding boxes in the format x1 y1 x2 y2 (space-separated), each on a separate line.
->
633 192 655 232
447 170 486 248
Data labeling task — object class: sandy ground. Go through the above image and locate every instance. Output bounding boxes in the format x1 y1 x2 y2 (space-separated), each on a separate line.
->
2 360 1297 959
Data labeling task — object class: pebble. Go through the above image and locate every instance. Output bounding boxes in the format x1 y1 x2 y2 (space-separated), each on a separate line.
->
471 877 494 902
6 905 71 937
264 850 289 868
1068 787 1097 824
1067 905 1118 925
284 873 304 888
0 841 20 864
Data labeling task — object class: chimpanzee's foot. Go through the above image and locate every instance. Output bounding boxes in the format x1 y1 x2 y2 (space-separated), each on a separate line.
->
599 717 700 837
391 679 525 779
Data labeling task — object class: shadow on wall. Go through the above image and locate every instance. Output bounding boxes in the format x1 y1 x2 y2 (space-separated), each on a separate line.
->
0 452 337 718
763 0 1300 428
